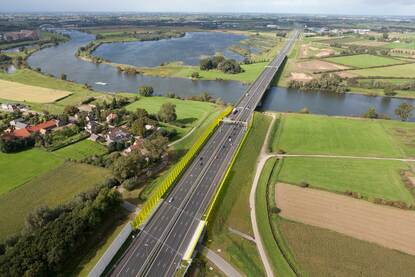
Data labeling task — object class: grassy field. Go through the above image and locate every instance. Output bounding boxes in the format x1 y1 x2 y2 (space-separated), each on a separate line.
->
53 139 108 160
277 218 415 277
352 63 415 78
0 69 114 113
0 162 110 241
271 113 412 158
325 54 403 68
206 112 271 277
256 157 296 277
277 157 414 204
0 148 63 195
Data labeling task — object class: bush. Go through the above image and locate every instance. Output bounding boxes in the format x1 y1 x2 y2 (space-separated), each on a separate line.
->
299 182 309 188
271 207 281 214
122 177 141 191
191 72 200 79
138 86 154 97
0 136 35 153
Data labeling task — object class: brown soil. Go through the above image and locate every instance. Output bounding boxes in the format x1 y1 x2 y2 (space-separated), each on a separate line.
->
276 183 415 256
335 71 358 78
289 72 313 82
295 60 348 73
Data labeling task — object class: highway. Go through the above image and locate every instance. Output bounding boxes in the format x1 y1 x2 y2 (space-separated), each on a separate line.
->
109 30 300 277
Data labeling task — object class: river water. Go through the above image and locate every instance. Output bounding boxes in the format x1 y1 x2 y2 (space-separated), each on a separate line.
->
27 30 415 121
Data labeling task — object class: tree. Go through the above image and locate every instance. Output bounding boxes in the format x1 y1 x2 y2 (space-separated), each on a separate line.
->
395 103 413 121
63 105 79 116
139 86 154 97
217 59 243 74
131 118 145 137
60 73 67 80
158 103 177 123
191 72 200 79
382 32 389 40
363 107 379 119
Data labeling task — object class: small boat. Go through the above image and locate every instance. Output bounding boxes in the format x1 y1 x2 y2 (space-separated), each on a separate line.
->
95 82 108 86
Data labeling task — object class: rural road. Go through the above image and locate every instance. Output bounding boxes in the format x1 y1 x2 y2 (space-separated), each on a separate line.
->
204 248 243 277
249 113 277 277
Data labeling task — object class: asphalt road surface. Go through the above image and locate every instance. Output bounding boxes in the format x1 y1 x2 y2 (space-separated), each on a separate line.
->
109 30 300 277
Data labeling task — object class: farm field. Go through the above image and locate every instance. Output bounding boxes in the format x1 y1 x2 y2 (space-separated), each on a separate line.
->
0 162 110 241
272 113 412 158
53 139 108 160
352 63 415 78
0 69 115 113
207 112 271 277
277 157 414 204
276 183 415 255
277 218 415 277
0 148 63 195
0 79 71 103
325 54 403 68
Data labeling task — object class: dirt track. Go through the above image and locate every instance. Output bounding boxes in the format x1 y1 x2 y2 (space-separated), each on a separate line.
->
276 183 415 256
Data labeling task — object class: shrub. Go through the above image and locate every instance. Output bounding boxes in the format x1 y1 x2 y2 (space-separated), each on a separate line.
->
299 182 309 188
271 207 281 214
122 177 141 191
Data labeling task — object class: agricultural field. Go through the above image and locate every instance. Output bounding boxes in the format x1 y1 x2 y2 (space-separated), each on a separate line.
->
276 183 415 255
0 148 63 195
277 218 415 277
0 69 116 113
277 157 414 204
53 139 108 160
325 54 404 68
0 162 110 241
352 63 415 78
0 79 71 103
272 113 413 158
206 112 271 277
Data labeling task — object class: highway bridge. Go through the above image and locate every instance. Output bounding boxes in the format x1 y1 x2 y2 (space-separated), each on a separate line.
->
109 30 300 277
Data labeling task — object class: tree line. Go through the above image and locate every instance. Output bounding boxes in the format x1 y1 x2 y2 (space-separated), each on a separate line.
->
288 73 349 94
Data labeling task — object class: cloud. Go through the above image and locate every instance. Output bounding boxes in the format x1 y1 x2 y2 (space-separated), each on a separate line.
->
2 0 415 15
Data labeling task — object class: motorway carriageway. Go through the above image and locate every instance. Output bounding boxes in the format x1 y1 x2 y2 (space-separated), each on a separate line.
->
109 30 300 277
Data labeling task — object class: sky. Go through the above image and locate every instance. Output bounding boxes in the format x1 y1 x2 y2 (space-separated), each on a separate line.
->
2 0 415 16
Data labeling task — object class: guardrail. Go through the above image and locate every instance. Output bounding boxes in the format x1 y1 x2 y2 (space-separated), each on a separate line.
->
132 106 233 229
203 113 254 222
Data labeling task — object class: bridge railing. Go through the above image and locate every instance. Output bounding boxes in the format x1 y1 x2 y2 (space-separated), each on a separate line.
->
132 106 233 229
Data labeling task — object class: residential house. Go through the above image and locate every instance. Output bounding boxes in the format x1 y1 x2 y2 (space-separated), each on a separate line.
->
106 113 118 124
11 119 58 138
85 120 100 134
106 127 131 144
124 137 146 155
9 118 27 130
1 103 28 112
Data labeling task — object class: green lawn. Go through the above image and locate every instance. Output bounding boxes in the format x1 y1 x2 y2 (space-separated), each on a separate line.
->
352 63 415 78
278 219 415 277
272 113 410 158
53 139 108 160
0 162 110 242
0 148 63 195
385 41 415 50
325 54 403 68
277 157 414 204
206 112 271 277
256 158 296 277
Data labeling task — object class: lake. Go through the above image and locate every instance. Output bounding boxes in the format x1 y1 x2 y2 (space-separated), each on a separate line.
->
93 31 253 67
27 30 415 121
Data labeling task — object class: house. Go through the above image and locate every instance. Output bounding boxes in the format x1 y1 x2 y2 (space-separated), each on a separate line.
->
85 120 99 134
106 127 131 144
9 118 27 130
106 113 118 124
124 137 145 154
11 119 58 138
1 103 28 112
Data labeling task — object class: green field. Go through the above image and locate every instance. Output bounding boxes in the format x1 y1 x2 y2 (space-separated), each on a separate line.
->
53 139 108 160
385 42 415 50
256 158 296 277
272 113 413 158
207 112 271 277
0 148 63 195
278 157 414 204
0 162 110 241
325 54 403 68
278 219 415 277
352 63 415 78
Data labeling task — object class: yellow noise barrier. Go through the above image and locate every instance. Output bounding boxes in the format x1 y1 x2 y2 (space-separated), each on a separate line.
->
132 106 233 229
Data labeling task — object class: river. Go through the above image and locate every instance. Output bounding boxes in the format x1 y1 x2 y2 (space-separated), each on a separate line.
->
27 30 414 121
